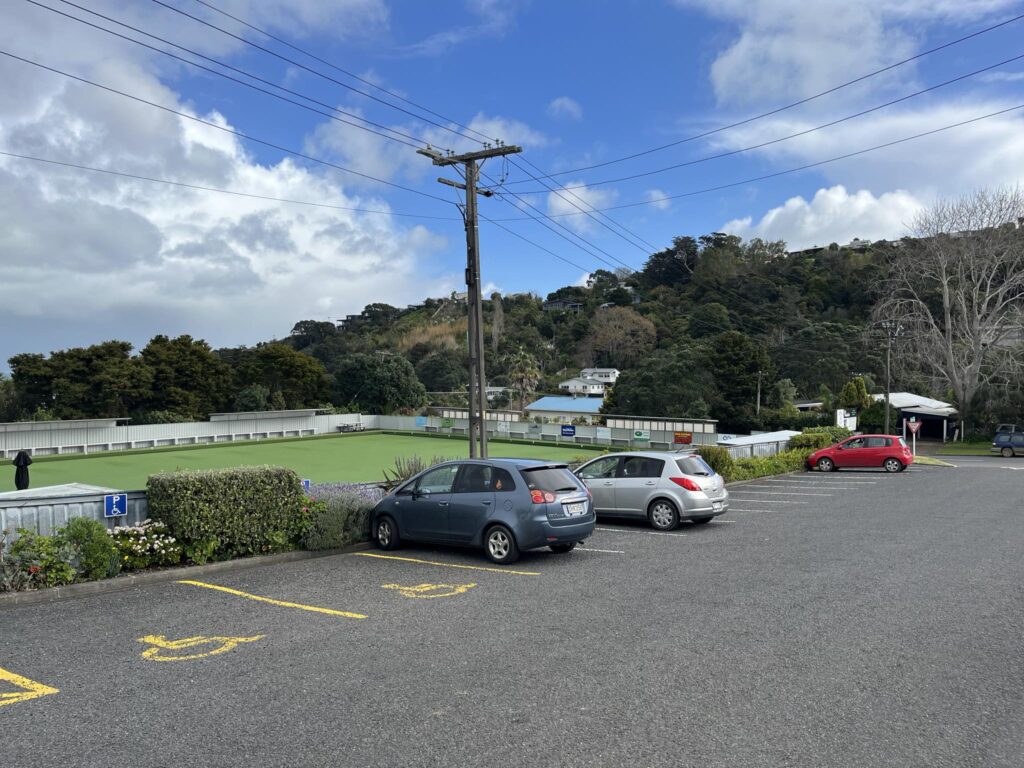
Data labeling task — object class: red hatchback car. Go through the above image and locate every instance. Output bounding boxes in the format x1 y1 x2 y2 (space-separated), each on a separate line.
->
806 434 914 473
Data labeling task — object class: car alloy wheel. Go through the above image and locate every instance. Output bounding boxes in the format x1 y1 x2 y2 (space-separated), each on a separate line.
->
648 500 679 531
1002 447 1013 458
376 516 399 550
884 458 903 473
816 457 835 472
485 525 519 564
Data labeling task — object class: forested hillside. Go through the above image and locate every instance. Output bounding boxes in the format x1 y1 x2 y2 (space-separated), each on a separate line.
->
3 221 1022 436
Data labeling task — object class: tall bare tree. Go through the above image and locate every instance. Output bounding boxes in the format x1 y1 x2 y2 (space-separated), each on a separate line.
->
873 187 1024 425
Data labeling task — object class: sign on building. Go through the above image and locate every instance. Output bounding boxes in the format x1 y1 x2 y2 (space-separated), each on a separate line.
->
560 425 576 437
595 427 612 441
441 417 454 428
633 429 650 442
104 493 127 518
673 431 693 445
415 416 428 427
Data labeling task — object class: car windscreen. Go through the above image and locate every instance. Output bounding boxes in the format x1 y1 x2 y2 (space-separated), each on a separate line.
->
519 466 579 492
675 456 714 476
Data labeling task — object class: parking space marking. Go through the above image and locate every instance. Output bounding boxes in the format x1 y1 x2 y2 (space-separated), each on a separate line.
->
729 493 831 499
354 552 540 576
775 478 877 484
723 498 808 504
177 580 368 619
0 666 59 709
138 634 265 662
381 583 477 599
595 526 687 537
577 547 626 554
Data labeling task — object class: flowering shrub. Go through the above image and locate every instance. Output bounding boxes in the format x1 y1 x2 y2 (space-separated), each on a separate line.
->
7 528 76 589
109 519 183 570
303 483 384 551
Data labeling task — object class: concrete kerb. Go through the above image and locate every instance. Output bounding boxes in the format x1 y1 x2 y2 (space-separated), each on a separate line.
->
0 541 374 610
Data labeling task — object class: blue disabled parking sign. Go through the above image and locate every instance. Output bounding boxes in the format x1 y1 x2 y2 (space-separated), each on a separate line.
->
302 479 311 493
104 493 128 518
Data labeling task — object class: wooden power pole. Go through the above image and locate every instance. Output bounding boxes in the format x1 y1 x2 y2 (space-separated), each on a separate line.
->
418 143 522 458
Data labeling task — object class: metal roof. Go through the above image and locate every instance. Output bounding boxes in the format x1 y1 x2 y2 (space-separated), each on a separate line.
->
871 392 953 411
524 396 606 414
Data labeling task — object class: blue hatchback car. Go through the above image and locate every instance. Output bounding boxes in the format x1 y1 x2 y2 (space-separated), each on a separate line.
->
371 458 595 564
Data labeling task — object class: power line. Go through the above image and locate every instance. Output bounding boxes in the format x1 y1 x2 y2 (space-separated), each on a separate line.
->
493 102 1024 217
511 51 1024 194
0 48 453 204
480 215 590 273
33 0 435 151
0 149 462 219
504 9 1024 183
147 0 485 146
188 0 498 145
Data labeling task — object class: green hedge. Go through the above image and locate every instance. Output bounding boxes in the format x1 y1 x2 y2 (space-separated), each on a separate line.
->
788 432 832 449
729 449 813 482
802 426 853 443
697 446 735 478
147 466 308 560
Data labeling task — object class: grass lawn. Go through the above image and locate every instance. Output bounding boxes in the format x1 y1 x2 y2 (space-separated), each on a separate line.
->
1 433 595 492
935 442 993 456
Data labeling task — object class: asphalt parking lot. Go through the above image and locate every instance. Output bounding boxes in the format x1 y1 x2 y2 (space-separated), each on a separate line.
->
2 456 1023 768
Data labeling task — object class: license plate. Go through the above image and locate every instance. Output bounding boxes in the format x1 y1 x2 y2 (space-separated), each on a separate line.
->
712 502 723 512
563 502 586 517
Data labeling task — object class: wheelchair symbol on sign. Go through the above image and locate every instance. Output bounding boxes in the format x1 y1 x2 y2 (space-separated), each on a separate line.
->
104 493 127 518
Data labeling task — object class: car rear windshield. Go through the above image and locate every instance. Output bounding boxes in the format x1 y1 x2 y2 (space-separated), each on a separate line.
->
519 466 579 492
675 456 715 476
898 437 908 448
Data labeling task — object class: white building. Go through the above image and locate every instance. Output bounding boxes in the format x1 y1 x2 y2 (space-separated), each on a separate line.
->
558 377 607 397
579 368 620 384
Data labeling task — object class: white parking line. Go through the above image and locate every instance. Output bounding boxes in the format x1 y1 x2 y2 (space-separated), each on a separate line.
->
728 490 831 496
756 481 876 487
595 526 688 537
723 499 808 504
762 477 877 484
577 547 626 554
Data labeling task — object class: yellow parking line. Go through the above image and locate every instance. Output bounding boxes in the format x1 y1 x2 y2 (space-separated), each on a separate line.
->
354 552 540 576
177 580 367 619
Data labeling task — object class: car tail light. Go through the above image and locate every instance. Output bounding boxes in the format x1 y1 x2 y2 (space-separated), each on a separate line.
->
530 490 556 504
670 477 701 492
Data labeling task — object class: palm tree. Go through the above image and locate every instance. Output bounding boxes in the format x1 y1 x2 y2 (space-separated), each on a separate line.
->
504 346 541 412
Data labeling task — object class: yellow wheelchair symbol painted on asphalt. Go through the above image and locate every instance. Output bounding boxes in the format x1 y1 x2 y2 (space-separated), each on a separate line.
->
137 634 266 662
381 582 478 599
0 666 59 708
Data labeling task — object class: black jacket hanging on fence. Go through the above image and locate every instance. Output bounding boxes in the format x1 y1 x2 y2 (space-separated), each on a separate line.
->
13 450 32 491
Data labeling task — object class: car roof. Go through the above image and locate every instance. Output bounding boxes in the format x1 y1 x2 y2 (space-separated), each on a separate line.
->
471 457 568 468
583 451 700 459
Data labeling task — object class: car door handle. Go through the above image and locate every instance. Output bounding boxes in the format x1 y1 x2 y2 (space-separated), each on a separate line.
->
602 481 614 486
481 500 492 505
644 481 656 485
438 501 449 507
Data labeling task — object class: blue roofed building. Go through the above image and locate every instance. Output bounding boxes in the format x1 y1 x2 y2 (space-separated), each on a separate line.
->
524 396 605 425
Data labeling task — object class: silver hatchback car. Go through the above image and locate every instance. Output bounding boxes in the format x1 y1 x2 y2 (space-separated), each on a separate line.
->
574 451 729 530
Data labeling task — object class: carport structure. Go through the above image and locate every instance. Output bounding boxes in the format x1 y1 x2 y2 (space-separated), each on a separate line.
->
872 392 958 441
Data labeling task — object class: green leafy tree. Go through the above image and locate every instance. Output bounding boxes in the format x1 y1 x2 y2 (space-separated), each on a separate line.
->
254 344 330 409
838 376 872 412
579 307 656 369
602 346 715 418
233 384 271 412
705 331 773 419
415 350 467 392
139 335 231 419
333 354 426 414
689 302 731 338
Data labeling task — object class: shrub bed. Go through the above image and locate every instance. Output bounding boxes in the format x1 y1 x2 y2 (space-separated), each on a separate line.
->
728 449 813 482
303 483 384 551
148 466 308 561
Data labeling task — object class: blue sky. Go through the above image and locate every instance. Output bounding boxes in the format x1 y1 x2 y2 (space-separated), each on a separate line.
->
1 0 1023 368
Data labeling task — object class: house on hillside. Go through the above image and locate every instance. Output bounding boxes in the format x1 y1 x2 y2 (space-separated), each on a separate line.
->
580 367 620 384
542 298 584 313
558 377 607 397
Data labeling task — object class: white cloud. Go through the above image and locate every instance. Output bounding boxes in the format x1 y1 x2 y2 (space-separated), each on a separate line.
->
645 189 671 211
979 71 1024 83
0 0 455 364
721 185 925 250
401 0 523 57
546 182 617 233
676 0 1019 106
548 97 583 121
